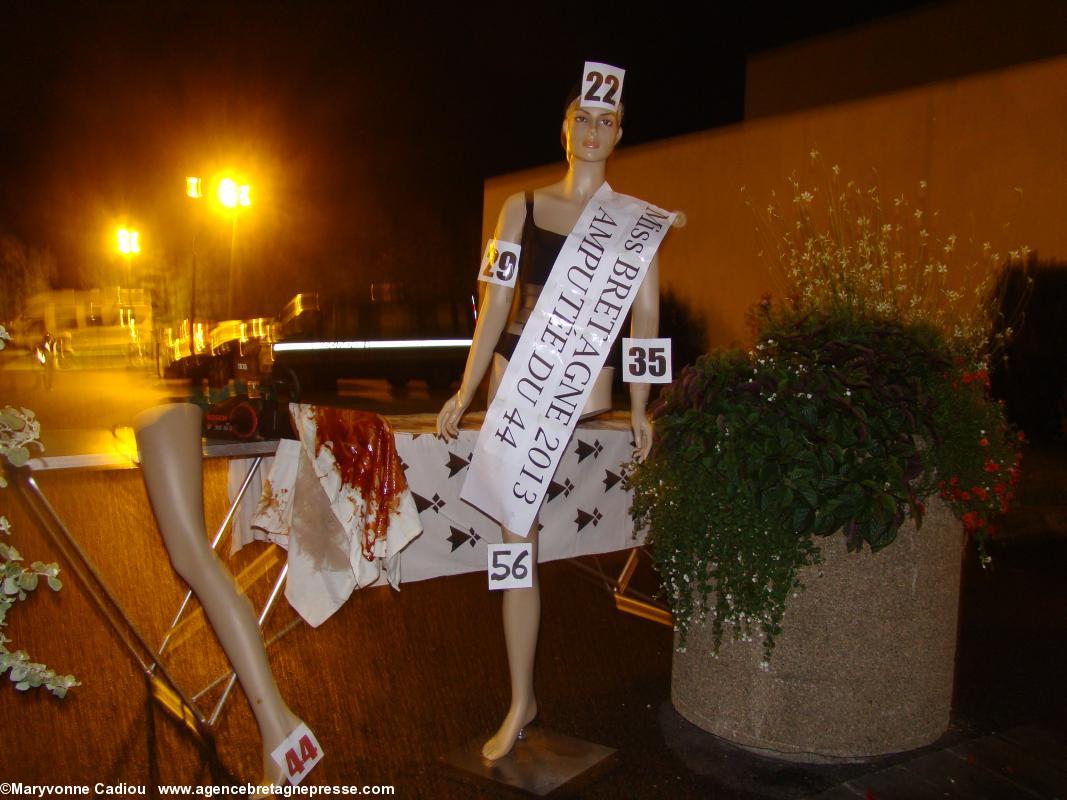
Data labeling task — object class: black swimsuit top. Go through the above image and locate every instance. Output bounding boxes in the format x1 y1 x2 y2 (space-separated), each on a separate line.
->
494 193 566 360
519 192 567 287
493 193 623 366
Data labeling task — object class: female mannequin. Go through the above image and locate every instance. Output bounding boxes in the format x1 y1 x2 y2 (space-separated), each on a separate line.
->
437 93 659 761
134 403 308 785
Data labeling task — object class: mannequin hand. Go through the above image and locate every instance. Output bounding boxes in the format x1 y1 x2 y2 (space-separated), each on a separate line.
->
631 409 653 462
437 392 468 440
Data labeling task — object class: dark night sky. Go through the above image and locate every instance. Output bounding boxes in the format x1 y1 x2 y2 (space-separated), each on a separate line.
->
0 1 929 319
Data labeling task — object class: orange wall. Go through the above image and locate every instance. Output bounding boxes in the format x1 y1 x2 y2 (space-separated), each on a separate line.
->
744 0 1067 120
483 55 1067 349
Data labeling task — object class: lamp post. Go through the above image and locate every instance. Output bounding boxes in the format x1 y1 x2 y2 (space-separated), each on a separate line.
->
217 177 251 318
116 226 140 299
186 177 202 322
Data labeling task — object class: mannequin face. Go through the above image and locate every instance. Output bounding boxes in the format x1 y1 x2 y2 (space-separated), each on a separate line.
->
562 103 622 163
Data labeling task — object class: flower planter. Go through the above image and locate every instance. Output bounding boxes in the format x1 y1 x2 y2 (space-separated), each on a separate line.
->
670 497 964 761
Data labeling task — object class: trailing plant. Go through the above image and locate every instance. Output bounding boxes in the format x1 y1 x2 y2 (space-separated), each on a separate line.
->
0 325 78 696
628 158 1026 662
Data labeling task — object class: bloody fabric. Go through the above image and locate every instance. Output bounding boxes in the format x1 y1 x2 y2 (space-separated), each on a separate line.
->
312 407 408 562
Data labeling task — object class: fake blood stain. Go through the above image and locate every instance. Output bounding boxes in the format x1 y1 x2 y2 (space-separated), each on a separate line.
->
313 407 407 560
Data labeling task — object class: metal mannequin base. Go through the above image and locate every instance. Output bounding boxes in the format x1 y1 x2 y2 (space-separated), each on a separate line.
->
442 728 616 796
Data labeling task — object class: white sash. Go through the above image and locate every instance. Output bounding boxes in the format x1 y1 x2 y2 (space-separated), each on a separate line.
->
461 182 674 535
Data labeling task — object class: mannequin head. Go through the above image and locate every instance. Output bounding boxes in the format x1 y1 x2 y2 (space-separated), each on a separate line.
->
561 99 623 163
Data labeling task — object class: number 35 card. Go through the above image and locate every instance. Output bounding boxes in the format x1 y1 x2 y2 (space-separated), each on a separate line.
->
623 337 673 384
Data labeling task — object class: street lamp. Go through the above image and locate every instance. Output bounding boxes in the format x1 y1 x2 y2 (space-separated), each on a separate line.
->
117 226 140 294
217 177 251 318
186 177 203 322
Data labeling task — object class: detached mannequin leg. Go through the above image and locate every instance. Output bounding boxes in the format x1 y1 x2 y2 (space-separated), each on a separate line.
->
134 403 306 784
482 521 540 761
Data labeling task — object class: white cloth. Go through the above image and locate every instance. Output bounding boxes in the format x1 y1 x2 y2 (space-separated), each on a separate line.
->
232 411 642 625
247 407 422 626
394 413 640 582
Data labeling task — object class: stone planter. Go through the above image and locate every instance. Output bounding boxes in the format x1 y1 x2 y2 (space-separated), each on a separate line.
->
671 497 965 761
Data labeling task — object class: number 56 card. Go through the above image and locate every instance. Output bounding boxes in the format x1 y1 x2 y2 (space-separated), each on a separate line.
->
487 543 534 590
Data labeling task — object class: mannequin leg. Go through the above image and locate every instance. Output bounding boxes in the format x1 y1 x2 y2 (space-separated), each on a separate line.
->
134 404 305 783
482 520 540 761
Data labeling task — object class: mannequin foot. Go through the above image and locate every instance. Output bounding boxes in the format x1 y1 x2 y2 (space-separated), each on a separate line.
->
481 700 537 761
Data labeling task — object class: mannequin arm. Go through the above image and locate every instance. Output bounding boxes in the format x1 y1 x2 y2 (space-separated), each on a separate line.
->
629 253 660 461
437 192 526 439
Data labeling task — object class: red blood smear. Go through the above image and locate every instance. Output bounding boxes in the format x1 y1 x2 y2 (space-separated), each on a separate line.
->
313 407 408 561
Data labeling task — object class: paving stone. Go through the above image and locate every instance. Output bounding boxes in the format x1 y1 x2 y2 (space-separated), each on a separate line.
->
806 785 863 800
951 734 1067 798
843 764 949 800
901 749 1041 799
999 722 1067 768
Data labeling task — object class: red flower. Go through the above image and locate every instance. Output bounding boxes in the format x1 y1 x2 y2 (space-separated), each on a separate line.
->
993 483 1006 496
979 438 989 447
972 486 988 501
961 491 972 502
984 459 1000 473
949 475 959 485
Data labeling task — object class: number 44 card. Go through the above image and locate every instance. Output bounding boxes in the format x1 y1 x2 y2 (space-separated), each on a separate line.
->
623 338 673 384
270 723 323 786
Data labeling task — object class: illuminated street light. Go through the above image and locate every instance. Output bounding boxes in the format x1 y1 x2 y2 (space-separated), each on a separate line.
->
116 226 141 298
216 176 252 317
217 177 251 209
117 227 141 255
